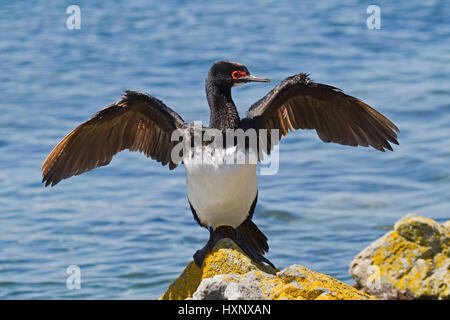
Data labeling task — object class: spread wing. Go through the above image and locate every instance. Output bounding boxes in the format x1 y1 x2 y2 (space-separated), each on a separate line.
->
42 90 185 187
243 73 399 153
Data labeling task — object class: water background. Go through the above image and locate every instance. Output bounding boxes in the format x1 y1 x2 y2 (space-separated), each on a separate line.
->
0 0 449 299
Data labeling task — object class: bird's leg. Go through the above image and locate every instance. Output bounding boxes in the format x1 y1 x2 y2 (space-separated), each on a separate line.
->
193 225 275 268
235 227 275 268
193 227 225 267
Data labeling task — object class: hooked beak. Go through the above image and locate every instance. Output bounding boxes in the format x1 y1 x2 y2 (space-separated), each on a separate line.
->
237 74 270 83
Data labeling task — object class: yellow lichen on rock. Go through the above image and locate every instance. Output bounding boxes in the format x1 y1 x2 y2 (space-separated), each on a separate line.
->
268 265 374 300
350 214 449 300
159 239 276 300
160 238 374 300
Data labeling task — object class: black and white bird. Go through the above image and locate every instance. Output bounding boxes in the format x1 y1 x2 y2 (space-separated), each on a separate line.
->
42 60 399 268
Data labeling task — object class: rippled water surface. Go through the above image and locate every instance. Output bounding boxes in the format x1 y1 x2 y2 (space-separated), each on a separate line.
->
0 0 449 299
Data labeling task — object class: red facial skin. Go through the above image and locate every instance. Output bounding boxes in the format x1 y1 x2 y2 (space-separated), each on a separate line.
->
231 70 248 80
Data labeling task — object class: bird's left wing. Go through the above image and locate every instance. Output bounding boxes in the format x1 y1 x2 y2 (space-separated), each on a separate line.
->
42 90 185 187
242 73 399 153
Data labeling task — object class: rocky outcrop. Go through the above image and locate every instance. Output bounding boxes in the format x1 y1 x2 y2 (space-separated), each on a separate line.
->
160 238 374 300
350 214 449 300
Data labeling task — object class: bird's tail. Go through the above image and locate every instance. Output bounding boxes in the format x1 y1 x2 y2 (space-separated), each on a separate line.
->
238 219 269 255
209 219 273 268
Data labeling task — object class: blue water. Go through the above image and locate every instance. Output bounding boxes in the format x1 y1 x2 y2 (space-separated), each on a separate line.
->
0 0 449 299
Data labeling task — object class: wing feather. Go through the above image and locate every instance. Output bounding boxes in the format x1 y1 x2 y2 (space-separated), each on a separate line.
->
42 90 185 187
243 73 399 152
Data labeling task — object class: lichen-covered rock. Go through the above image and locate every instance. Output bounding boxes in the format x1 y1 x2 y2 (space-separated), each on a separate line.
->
350 214 449 300
190 271 271 300
160 238 374 300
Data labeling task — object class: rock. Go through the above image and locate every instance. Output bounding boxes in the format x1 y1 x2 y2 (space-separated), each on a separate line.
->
160 238 374 300
350 214 449 300
191 272 270 300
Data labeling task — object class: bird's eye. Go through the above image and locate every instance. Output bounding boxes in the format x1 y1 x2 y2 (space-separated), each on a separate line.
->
232 71 246 80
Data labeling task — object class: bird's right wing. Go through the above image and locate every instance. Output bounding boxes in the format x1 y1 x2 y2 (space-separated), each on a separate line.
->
42 90 185 187
243 73 399 153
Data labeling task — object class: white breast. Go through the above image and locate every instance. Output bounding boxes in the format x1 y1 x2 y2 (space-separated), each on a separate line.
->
183 146 258 229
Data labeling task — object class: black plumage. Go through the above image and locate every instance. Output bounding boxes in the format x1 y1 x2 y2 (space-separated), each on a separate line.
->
42 60 399 268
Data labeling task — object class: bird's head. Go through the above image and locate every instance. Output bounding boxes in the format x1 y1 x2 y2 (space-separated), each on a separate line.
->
206 60 270 89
